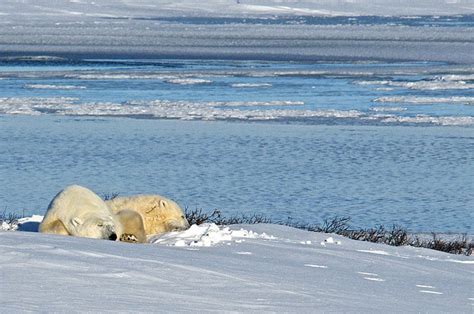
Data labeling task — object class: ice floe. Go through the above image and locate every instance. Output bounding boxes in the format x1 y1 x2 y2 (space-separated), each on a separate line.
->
1 97 473 126
24 84 86 90
373 96 474 105
164 78 212 85
356 79 474 90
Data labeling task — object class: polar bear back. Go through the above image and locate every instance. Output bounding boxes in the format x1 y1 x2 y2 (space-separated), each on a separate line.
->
39 185 116 239
46 185 111 222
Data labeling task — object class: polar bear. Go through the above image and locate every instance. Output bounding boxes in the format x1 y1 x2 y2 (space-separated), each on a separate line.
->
39 185 117 240
115 209 147 243
106 195 190 236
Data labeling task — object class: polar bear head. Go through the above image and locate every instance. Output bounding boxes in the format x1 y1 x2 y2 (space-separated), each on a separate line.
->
70 215 117 240
156 198 190 233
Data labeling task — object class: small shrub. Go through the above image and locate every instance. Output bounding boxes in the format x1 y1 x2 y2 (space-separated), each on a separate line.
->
185 208 223 225
0 209 22 225
183 209 472 256
102 192 120 201
185 208 272 225
319 216 351 234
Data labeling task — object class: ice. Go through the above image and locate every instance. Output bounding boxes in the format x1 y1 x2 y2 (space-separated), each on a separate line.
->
164 78 212 85
355 79 474 90
379 115 474 126
369 106 407 112
1 97 472 126
1 223 472 312
24 84 86 90
231 83 272 88
373 96 474 105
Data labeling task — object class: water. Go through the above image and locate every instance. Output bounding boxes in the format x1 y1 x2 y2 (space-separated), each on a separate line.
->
1 59 473 125
1 115 472 232
0 15 473 232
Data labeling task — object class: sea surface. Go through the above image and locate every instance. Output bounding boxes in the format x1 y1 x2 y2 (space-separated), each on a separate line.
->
0 57 473 233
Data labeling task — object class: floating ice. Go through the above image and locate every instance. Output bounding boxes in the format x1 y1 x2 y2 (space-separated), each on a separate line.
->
379 115 474 126
369 106 407 112
24 84 86 90
1 97 472 126
356 79 474 90
164 78 212 85
373 96 474 105
231 83 272 88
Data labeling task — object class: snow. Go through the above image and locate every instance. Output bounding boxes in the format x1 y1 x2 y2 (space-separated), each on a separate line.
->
1 1 473 64
1 218 473 312
1 0 472 18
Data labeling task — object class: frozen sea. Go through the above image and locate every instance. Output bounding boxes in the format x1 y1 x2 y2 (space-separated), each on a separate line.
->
0 7 473 233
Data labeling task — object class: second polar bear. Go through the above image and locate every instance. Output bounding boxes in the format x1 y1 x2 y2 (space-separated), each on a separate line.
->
39 185 117 240
106 194 190 236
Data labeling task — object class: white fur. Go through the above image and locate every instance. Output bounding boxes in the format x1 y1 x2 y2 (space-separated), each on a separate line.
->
39 185 116 240
106 195 189 236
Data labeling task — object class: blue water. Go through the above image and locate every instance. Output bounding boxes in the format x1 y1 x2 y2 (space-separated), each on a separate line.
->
0 59 473 232
1 59 473 123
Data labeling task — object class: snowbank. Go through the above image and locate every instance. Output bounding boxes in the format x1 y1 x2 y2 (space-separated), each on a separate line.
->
1 219 472 312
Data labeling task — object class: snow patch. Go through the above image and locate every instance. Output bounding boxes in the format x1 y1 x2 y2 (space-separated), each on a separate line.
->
419 290 443 295
320 236 342 246
304 264 328 268
357 249 391 256
149 223 276 247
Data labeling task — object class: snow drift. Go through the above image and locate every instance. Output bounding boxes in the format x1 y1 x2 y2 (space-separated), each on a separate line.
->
1 221 473 312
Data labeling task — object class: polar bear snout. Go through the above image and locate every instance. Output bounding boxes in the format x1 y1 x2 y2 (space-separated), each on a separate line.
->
167 219 190 232
103 224 117 240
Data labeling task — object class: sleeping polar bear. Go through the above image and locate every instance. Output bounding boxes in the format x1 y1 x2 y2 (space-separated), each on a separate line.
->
106 194 190 236
39 185 117 240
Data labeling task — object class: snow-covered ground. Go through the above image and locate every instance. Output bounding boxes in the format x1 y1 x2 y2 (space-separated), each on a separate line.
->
1 0 473 18
1 0 473 63
1 219 473 312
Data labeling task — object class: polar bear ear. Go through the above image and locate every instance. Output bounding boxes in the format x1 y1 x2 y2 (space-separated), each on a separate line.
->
160 200 168 208
71 217 83 227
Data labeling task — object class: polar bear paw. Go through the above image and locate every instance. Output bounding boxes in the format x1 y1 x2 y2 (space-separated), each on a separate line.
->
120 233 139 243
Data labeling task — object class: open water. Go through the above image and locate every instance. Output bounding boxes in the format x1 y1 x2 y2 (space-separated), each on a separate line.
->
0 58 473 232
